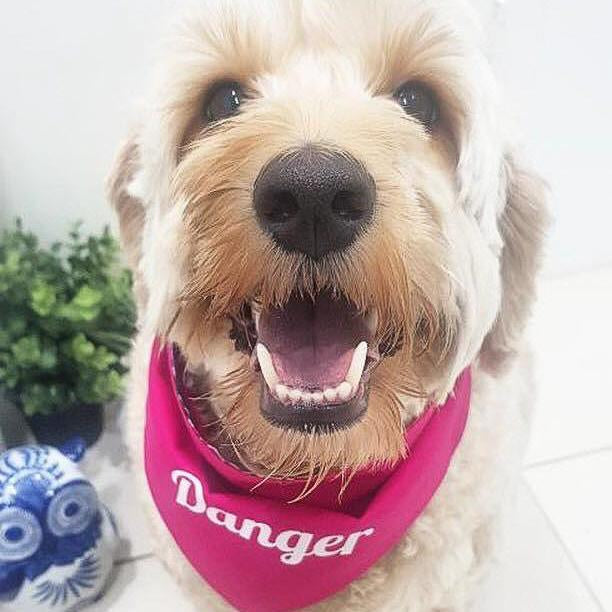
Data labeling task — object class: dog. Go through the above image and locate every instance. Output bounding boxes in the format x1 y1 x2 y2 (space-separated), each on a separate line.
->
108 1 549 610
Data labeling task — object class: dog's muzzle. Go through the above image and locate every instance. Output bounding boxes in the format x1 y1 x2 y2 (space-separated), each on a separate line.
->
253 146 375 260
244 147 379 433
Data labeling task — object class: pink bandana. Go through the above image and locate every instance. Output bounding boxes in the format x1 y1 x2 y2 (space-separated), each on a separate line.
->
144 341 471 611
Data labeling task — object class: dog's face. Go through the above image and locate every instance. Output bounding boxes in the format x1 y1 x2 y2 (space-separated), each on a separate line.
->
110 0 547 479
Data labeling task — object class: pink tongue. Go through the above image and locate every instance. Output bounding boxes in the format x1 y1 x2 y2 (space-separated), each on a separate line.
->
258 292 372 389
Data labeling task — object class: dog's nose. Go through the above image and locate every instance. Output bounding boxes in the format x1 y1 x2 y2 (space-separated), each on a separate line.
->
253 147 375 260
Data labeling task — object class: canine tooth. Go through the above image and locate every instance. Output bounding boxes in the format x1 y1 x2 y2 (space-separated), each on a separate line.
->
276 384 289 403
289 388 303 403
256 344 279 390
365 310 378 335
323 388 337 403
345 342 368 390
251 301 262 331
311 391 324 404
337 381 353 402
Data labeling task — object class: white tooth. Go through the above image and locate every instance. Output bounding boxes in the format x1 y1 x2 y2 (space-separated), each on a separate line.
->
251 302 262 332
365 310 378 335
345 342 368 390
256 344 279 390
311 392 324 404
323 388 338 403
302 392 313 404
276 384 289 402
337 381 353 401
289 388 303 403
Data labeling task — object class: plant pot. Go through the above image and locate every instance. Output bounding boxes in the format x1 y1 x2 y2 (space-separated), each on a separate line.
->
26 402 104 448
0 395 33 450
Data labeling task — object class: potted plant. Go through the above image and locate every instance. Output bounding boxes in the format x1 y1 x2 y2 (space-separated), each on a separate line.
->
0 220 136 447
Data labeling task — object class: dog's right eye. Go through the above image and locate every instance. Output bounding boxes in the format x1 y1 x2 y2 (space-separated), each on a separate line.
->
204 81 243 123
394 82 438 130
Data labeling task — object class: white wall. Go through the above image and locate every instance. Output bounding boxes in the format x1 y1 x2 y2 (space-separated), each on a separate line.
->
0 1 178 240
491 0 612 276
1 1 610 276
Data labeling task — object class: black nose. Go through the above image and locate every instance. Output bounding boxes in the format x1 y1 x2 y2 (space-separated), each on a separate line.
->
253 147 375 260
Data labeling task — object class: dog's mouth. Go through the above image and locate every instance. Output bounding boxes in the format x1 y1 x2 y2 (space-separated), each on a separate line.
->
230 290 386 433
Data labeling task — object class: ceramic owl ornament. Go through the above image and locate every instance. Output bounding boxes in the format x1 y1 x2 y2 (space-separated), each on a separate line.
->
0 440 119 611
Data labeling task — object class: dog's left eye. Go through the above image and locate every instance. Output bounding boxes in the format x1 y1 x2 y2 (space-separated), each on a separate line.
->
394 82 438 129
204 81 243 123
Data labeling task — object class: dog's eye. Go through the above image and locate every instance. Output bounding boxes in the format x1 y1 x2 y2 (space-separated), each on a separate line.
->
204 81 243 123
394 82 438 129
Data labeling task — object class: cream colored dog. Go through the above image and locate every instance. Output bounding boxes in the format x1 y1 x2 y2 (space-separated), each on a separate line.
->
108 1 548 610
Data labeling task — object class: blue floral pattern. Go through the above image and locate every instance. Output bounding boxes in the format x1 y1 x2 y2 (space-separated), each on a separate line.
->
34 554 100 606
0 443 118 611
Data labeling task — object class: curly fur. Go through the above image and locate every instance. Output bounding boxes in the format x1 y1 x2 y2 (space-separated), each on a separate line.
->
108 1 549 609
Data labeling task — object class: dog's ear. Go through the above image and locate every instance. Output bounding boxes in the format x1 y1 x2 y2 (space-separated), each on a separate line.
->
480 152 550 372
106 135 147 308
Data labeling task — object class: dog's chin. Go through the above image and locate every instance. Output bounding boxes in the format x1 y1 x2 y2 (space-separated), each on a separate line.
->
259 387 369 434
172 287 431 477
228 289 389 435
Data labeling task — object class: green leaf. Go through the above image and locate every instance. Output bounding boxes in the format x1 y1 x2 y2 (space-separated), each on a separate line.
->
7 317 28 338
92 345 118 371
73 285 103 309
4 249 21 273
60 285 103 322
12 336 41 367
92 369 123 402
0 360 19 389
70 333 96 363
0 330 9 349
31 280 57 316
21 384 54 416
39 345 58 370
87 330 132 355
0 219 136 416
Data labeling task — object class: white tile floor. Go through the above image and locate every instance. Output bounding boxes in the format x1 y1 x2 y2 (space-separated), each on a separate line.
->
81 267 612 612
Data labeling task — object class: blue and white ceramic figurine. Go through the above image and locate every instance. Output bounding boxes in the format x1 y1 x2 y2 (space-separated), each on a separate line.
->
0 440 119 611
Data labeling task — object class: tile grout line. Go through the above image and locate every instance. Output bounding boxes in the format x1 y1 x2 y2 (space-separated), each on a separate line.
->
524 446 612 471
523 478 607 612
115 553 155 566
